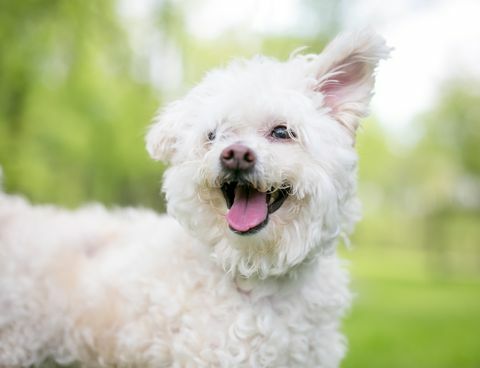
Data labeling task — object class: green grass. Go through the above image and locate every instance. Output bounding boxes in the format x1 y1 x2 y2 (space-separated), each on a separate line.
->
341 248 480 368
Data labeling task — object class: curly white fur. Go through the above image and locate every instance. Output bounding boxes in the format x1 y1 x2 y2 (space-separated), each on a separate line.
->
0 30 389 368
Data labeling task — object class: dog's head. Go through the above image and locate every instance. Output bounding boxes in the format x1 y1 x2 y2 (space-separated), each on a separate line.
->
146 31 390 278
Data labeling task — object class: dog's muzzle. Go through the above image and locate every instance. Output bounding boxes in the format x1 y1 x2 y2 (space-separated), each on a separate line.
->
219 143 290 235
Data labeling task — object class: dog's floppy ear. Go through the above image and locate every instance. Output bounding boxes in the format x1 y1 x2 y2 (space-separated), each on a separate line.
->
146 102 184 162
313 30 391 135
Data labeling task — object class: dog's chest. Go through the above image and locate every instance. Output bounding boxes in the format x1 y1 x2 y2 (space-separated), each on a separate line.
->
139 271 345 367
69 246 348 367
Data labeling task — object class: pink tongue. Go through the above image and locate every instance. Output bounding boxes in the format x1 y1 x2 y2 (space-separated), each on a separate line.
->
226 186 268 232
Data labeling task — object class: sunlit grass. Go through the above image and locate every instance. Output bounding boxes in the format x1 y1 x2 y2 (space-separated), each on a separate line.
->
341 247 480 368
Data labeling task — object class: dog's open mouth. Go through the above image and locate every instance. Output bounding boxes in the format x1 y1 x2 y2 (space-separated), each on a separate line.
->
221 182 290 235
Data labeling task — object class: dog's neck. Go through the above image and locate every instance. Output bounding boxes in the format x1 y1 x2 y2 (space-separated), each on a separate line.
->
232 244 336 297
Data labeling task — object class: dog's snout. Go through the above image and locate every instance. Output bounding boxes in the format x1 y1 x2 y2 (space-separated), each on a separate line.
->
221 144 256 171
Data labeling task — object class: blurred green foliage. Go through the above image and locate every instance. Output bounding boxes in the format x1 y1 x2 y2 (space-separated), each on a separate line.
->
0 1 479 367
0 0 162 209
354 83 480 275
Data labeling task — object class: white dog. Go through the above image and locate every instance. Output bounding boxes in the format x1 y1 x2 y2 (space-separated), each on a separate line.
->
0 31 389 368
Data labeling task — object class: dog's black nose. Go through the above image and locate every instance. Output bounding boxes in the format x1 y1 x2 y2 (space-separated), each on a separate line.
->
221 144 256 171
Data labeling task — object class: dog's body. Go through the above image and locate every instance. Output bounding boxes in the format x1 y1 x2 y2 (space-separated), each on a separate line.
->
0 31 389 368
0 196 348 367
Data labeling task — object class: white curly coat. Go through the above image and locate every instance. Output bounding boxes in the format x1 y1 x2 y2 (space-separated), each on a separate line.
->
0 31 389 368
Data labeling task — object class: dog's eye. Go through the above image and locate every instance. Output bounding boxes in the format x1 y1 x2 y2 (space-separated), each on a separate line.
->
207 131 216 141
271 125 295 140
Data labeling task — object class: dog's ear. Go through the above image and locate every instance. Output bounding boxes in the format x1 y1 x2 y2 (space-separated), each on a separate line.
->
146 102 184 162
313 30 391 135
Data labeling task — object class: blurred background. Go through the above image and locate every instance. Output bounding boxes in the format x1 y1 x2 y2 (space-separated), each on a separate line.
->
0 0 479 366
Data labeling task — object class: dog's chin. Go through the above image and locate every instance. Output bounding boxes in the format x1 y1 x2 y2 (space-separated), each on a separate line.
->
220 180 291 236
